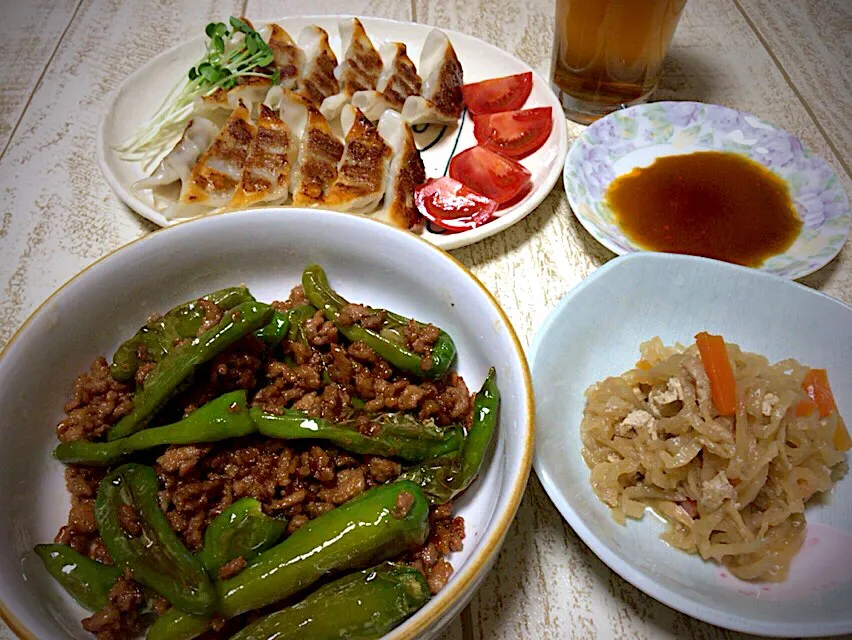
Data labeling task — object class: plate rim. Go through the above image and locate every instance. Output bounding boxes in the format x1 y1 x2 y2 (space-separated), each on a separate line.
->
96 14 568 251
530 251 852 638
0 207 536 640
561 100 851 280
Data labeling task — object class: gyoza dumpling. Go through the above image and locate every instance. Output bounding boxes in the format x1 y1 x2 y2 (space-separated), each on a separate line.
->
267 24 304 89
351 43 422 122
279 90 344 206
320 18 383 121
134 117 219 191
323 105 391 212
228 104 295 208
297 26 338 108
195 76 272 123
376 109 426 230
401 29 463 125
166 101 255 218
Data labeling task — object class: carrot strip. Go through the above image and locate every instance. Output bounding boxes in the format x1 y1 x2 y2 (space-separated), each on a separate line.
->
835 418 851 453
795 398 817 417
695 332 737 416
802 369 837 418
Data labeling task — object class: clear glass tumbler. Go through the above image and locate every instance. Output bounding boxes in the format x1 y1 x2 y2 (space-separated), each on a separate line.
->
552 0 687 124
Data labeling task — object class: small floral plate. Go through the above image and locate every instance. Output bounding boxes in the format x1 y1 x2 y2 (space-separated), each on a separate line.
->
563 101 850 279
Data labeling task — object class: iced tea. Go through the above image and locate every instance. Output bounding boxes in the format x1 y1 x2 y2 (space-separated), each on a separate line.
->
552 0 686 123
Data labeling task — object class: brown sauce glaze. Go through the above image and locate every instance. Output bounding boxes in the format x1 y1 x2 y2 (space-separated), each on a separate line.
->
606 151 802 267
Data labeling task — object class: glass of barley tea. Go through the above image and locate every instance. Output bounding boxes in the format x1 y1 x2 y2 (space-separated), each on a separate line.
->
552 0 687 124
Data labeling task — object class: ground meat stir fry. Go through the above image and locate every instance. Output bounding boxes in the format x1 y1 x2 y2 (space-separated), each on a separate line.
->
50 283 473 639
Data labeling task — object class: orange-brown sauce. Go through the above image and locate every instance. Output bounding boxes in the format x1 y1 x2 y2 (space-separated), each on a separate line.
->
606 151 802 267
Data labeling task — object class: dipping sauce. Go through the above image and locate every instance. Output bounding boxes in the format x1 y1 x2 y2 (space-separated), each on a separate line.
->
606 151 802 267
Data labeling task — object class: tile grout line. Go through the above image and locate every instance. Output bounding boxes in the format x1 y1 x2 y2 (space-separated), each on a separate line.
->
411 0 418 23
239 0 248 18
0 0 85 165
730 0 851 180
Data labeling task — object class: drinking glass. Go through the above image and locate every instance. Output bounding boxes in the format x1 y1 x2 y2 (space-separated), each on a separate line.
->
552 0 687 124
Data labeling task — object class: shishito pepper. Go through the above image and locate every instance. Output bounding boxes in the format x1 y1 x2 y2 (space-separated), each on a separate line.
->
250 408 464 462
301 265 456 379
110 286 255 383
402 368 499 504
34 544 121 611
230 562 430 640
94 463 216 616
198 497 287 575
53 390 255 466
253 310 290 346
107 301 273 441
218 480 430 618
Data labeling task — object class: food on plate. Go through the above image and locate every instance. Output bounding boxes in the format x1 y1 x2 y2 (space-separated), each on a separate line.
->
461 71 532 115
449 146 531 205
279 90 344 207
352 42 423 121
377 109 428 230
605 151 803 268
38 264 500 639
119 16 555 236
401 29 464 125
133 117 220 191
167 101 255 219
295 25 339 107
320 18 383 120
229 103 296 208
473 106 553 159
581 333 849 581
414 177 497 233
266 24 304 89
323 105 392 211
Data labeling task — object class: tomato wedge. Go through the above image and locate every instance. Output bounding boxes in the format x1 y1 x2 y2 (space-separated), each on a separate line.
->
449 146 532 205
461 72 533 116
414 177 497 233
473 107 553 159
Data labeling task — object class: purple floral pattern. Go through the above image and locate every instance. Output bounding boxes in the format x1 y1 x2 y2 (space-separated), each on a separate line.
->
563 101 850 279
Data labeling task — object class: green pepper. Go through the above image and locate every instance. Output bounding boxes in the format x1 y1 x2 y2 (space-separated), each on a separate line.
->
301 265 456 379
230 563 430 640
34 544 121 611
107 301 273 441
251 408 464 462
401 368 499 504
253 310 290 346
218 480 430 619
54 390 255 466
145 608 211 640
198 497 287 575
95 463 216 615
286 304 317 345
111 287 255 383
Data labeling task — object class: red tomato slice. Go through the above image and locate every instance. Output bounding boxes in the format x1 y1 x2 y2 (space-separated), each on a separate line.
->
449 146 532 205
414 177 498 233
473 107 553 159
461 72 533 116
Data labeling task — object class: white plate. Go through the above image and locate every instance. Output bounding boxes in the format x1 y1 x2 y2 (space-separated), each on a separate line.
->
563 101 850 279
97 15 568 251
531 252 852 637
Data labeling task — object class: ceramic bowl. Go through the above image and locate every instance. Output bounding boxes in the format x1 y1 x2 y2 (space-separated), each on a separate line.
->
0 209 534 639
531 252 852 637
563 101 850 279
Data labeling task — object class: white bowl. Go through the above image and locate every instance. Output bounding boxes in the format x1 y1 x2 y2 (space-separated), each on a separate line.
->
531 252 852 637
0 209 533 639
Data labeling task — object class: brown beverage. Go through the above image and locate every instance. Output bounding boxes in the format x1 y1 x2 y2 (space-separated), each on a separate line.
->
552 0 686 123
